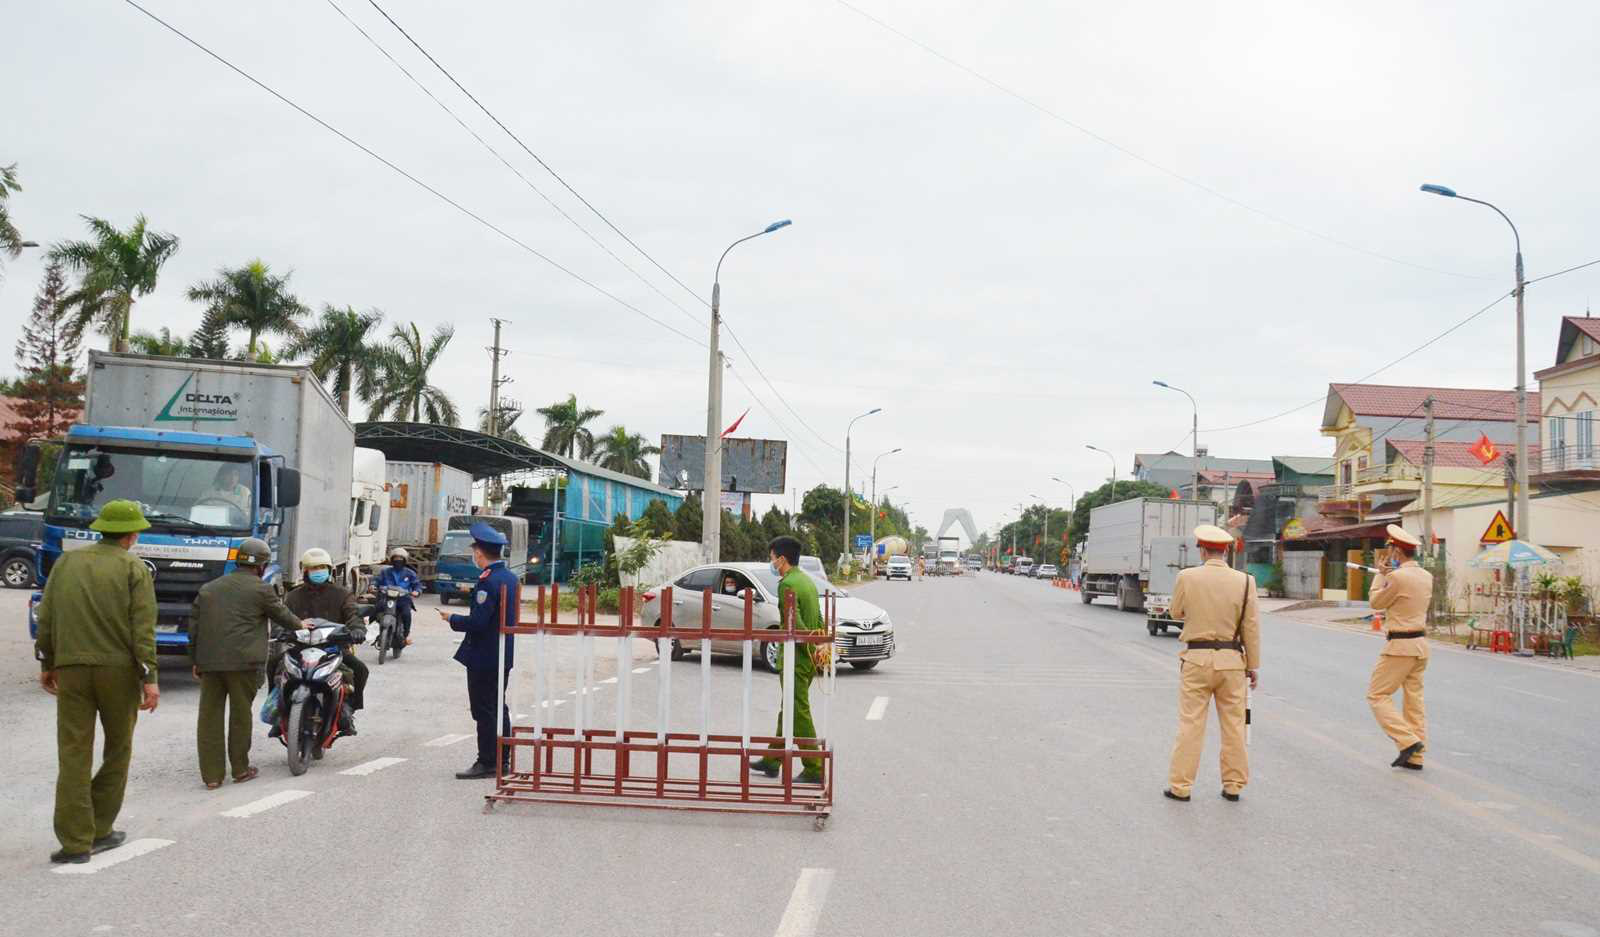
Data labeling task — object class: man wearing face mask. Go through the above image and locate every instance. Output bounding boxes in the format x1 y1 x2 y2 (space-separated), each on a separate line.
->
749 535 825 785
278 548 369 729
437 522 518 780
374 547 422 649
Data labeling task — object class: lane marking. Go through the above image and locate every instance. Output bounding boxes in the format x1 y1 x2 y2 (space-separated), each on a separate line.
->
631 667 652 674
1499 685 1564 703
865 696 890 721
51 838 174 875
600 676 618 685
340 757 407 777
222 789 314 818
774 867 835 937
425 733 473 747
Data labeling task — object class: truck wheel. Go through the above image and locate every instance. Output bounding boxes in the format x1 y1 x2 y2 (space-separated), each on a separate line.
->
1147 621 1159 636
1115 586 1128 612
1080 586 1092 605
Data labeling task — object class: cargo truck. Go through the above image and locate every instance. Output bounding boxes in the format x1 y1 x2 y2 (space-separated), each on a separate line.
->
1079 497 1219 616
435 513 530 602
937 535 961 574
384 460 473 584
18 352 354 653
348 446 390 596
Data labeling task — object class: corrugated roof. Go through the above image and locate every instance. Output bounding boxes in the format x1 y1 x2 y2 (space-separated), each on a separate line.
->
1387 439 1504 470
1271 456 1332 476
1324 383 1539 425
1134 453 1274 474
1197 469 1274 484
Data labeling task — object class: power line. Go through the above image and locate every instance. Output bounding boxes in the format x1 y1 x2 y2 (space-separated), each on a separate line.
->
121 0 706 349
724 362 832 478
1526 255 1600 287
721 321 846 453
829 0 1486 281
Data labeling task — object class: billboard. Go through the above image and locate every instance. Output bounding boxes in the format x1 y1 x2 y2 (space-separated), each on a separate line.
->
660 435 787 494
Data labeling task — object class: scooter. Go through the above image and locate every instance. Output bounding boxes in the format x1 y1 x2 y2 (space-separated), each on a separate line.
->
272 619 362 776
370 586 410 665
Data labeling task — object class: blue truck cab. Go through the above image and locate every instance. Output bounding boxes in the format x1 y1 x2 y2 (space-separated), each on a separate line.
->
21 425 301 653
434 513 529 604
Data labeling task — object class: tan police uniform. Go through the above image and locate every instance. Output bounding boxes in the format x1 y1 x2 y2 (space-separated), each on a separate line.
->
1166 525 1261 800
1367 524 1431 769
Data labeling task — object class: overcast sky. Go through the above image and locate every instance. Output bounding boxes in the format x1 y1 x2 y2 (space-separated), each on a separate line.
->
5 0 1598 543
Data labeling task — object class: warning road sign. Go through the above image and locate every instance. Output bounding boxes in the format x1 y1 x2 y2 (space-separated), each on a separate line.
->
1480 510 1515 544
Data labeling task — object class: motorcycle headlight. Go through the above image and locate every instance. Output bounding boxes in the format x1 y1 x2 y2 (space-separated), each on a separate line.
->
283 655 303 677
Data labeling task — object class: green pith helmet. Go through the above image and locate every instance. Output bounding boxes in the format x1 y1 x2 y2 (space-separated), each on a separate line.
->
88 500 151 535
235 538 272 567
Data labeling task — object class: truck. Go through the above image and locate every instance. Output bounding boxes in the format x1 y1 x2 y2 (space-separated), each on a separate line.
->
348 447 390 596
871 535 908 576
937 535 961 574
434 513 530 603
384 460 474 584
1079 497 1219 620
18 352 354 653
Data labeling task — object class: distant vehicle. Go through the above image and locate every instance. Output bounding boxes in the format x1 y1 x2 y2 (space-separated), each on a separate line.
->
1081 497 1219 614
964 556 982 572
872 536 909 576
436 513 529 602
937 536 961 574
886 555 913 581
1013 558 1034 577
638 562 895 671
799 554 826 578
347 447 389 597
1035 563 1059 579
0 511 42 589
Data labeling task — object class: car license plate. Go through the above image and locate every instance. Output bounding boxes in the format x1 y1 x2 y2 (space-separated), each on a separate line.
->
854 634 884 647
155 624 179 634
457 583 472 592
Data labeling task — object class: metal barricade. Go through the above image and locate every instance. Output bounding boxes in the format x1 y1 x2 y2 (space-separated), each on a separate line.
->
485 583 836 829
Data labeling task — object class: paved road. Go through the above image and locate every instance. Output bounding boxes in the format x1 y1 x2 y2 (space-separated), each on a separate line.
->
1 574 1596 937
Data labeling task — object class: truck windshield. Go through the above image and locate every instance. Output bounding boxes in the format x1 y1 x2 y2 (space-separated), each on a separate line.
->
439 531 474 562
49 445 253 533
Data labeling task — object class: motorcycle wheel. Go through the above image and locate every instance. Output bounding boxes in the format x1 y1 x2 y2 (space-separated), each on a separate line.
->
378 621 391 665
286 701 309 776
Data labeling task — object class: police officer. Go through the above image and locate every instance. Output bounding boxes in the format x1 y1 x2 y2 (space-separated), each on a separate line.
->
1164 524 1261 803
1368 524 1431 770
749 535 826 785
374 546 422 648
34 500 159 865
190 537 301 790
437 522 519 780
284 548 368 717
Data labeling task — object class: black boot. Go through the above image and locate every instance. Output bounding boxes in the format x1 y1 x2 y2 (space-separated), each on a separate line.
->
340 704 357 737
1392 741 1424 768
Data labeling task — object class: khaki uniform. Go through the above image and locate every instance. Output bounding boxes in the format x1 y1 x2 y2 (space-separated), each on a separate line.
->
34 541 158 855
190 569 300 785
1166 558 1261 797
1367 561 1432 765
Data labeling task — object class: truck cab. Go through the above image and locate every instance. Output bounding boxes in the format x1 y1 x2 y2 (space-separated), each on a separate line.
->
435 513 529 603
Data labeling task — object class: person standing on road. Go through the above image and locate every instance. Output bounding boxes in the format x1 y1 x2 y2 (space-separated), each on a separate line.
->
189 537 300 790
374 547 421 648
1367 525 1431 770
1164 524 1260 804
283 548 368 721
33 500 159 865
438 522 518 780
750 535 826 784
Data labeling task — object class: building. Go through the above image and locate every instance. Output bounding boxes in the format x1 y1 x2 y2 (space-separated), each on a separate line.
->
1534 315 1600 481
1132 452 1273 494
1228 457 1330 591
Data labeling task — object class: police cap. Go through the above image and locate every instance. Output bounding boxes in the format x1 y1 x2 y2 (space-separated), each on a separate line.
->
1194 524 1233 548
1385 524 1421 549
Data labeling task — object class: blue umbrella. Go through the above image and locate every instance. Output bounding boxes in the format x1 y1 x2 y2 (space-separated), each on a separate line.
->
1468 540 1560 569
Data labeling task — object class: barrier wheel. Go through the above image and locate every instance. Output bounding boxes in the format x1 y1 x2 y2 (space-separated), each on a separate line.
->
1147 621 1159 636
482 799 496 815
813 815 828 832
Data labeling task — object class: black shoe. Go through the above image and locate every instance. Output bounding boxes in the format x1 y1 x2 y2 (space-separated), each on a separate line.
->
1221 791 1241 802
50 849 90 865
455 762 495 780
748 757 779 779
1163 789 1191 802
1392 742 1424 768
1398 761 1423 771
268 724 283 739
91 831 127 853
796 771 824 786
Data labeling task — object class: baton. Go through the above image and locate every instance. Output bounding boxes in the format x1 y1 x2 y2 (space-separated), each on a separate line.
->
1345 561 1384 575
1245 680 1251 745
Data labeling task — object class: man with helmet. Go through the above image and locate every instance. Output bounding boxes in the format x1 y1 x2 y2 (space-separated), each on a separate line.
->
437 522 518 780
374 546 422 649
282 547 369 723
190 537 301 790
1367 524 1432 770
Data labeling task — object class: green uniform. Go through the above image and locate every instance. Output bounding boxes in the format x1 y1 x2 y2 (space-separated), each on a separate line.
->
758 566 824 778
34 541 157 855
190 569 299 784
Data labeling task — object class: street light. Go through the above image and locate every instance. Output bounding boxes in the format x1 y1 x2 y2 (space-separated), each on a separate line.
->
1153 380 1200 499
1029 493 1052 561
1012 501 1025 560
1421 183 1531 541
843 408 882 570
1086 445 1118 502
701 219 793 562
1051 476 1076 557
869 447 902 560
19 241 39 248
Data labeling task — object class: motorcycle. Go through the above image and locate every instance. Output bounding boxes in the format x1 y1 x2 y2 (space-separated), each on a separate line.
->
272 619 362 776
370 586 410 665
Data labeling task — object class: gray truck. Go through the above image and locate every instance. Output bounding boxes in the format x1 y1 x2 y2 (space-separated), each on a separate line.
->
1079 497 1219 629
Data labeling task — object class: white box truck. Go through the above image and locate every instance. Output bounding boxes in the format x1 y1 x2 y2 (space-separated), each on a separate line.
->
1080 497 1219 615
384 460 473 583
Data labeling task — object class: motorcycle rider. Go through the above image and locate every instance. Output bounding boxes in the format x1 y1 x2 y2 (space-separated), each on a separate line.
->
374 547 422 648
273 548 368 735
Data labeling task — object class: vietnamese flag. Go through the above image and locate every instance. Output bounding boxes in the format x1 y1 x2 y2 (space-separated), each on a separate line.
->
720 408 749 438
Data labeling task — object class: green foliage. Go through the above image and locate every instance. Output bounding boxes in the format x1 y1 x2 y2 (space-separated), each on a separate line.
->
593 425 660 479
187 307 231 359
536 394 604 459
477 402 529 445
1560 576 1589 615
0 163 24 278
128 327 188 356
10 262 84 444
187 259 307 357
570 561 608 589
637 498 675 537
1064 480 1175 546
1263 564 1286 597
366 322 459 425
672 494 702 542
50 214 180 351
284 304 386 417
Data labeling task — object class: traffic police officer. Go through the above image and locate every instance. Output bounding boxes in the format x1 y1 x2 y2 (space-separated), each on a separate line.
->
34 500 159 865
1367 524 1431 770
1165 524 1261 803
438 522 519 779
190 537 301 789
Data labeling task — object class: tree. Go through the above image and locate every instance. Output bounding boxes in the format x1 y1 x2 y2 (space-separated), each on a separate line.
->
366 322 459 425
284 304 386 416
672 494 703 542
637 498 675 537
593 425 660 479
0 163 25 281
128 327 189 356
536 394 604 459
1063 479 1173 545
50 214 179 352
10 261 85 443
186 259 307 358
187 307 232 359
477 402 529 445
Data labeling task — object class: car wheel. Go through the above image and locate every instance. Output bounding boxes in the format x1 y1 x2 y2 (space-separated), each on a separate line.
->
761 632 781 674
670 638 687 662
2 556 33 589
849 660 879 671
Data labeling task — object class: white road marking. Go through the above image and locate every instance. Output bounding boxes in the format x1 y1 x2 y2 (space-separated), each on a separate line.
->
222 789 314 818
1499 685 1564 703
52 837 174 875
865 696 890 721
774 867 835 937
424 733 473 747
632 667 652 674
340 757 407 776
600 676 617 684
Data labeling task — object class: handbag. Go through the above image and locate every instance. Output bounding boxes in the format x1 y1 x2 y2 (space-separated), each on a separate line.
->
259 686 281 726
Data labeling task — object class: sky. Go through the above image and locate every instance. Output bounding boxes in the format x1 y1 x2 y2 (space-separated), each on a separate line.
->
4 0 1599 545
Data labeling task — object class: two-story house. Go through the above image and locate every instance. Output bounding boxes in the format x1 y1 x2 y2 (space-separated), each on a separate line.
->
1535 315 1600 478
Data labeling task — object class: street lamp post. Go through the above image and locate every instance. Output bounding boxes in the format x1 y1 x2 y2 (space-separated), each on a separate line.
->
869 448 902 564
1029 493 1050 563
1154 380 1200 500
843 408 882 571
1012 502 1024 560
1051 476 1076 555
1086 445 1118 503
701 219 792 563
1421 183 1531 542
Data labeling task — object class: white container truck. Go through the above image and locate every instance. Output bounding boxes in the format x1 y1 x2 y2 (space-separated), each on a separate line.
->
348 446 390 595
1080 497 1219 615
384 460 473 582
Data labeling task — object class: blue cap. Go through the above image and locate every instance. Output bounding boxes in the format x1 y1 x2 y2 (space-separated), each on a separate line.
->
469 521 508 546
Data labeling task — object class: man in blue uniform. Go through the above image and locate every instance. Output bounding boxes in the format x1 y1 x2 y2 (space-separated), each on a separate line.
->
437 522 518 780
373 547 422 648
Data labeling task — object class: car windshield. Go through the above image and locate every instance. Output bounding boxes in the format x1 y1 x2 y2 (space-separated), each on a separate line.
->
439 531 474 561
48 445 253 534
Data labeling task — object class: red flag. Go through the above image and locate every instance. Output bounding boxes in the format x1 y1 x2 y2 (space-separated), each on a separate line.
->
720 408 749 438
1170 489 1180 499
1469 433 1501 466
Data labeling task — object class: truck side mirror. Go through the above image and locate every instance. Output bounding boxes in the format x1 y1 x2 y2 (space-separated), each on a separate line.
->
276 468 302 509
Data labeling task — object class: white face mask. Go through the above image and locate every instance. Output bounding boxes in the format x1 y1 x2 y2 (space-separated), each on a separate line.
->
769 560 782 577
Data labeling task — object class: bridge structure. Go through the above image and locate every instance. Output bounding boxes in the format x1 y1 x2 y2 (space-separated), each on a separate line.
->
934 508 981 546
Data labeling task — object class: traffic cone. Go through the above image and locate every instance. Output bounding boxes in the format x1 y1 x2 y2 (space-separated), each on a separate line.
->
1371 611 1383 632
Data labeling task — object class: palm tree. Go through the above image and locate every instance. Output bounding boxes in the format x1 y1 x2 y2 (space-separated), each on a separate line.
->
477 401 529 446
50 214 180 352
593 425 660 478
536 394 605 459
128 327 189 356
366 322 459 425
187 260 307 358
1 163 25 280
284 304 387 416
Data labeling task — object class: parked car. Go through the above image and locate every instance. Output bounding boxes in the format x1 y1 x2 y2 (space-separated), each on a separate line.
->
1035 563 1059 580
964 557 982 572
886 555 913 581
799 554 826 578
638 562 895 672
0 511 42 589
1013 559 1034 578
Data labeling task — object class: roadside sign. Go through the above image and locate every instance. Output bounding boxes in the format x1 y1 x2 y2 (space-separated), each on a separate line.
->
1480 510 1515 544
854 534 871 551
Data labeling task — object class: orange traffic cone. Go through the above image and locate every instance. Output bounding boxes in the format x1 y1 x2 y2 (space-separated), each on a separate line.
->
1371 611 1384 632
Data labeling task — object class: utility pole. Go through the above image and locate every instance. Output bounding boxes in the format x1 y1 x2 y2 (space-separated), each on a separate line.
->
1422 396 1435 562
486 318 510 514
1504 452 1517 534
701 295 724 564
